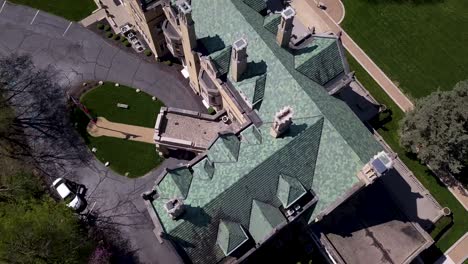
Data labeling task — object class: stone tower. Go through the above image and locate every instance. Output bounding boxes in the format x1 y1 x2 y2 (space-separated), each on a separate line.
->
178 1 201 94
230 38 248 82
276 7 295 48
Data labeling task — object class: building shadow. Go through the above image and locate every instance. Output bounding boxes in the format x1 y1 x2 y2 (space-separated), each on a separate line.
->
180 204 212 227
334 83 381 122
241 60 268 80
197 35 226 55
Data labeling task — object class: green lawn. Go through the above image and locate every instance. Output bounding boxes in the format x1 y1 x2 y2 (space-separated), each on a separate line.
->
9 0 97 21
72 83 165 177
347 54 468 257
342 0 468 99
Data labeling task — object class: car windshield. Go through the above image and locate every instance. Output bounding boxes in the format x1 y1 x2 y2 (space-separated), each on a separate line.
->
64 193 76 204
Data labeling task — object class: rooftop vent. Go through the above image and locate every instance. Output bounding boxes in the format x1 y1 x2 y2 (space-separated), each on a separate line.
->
164 197 185 219
270 106 293 138
177 1 192 14
281 6 296 19
358 151 394 185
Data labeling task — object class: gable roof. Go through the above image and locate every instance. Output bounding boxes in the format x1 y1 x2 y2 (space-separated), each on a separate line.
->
249 200 286 243
277 174 308 208
217 220 249 255
209 46 232 76
294 36 345 85
208 133 241 163
157 167 193 199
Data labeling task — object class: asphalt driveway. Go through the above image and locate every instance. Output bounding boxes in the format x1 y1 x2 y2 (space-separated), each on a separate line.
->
0 1 204 263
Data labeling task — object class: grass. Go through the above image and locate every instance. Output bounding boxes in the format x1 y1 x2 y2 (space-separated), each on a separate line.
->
342 0 468 99
72 83 165 177
9 0 97 21
347 53 468 255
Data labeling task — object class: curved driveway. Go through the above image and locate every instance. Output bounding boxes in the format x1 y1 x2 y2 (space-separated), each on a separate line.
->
0 1 202 263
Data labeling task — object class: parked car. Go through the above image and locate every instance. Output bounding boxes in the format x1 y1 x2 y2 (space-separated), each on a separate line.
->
134 42 145 53
51 178 85 211
130 36 139 45
120 23 132 35
127 32 136 39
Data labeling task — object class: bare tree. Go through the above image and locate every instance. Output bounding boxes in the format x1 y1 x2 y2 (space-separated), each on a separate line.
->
0 54 89 176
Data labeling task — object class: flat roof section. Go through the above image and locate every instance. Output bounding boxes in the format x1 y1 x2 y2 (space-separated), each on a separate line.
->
317 181 433 264
159 112 235 149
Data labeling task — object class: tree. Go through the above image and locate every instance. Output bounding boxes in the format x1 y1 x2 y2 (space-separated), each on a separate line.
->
400 81 468 180
0 198 92 264
0 54 88 175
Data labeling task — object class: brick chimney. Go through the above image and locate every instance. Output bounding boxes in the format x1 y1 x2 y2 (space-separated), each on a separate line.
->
276 7 295 48
270 106 293 138
230 37 248 82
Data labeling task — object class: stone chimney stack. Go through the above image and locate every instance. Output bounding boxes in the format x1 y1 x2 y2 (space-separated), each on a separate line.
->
178 1 197 48
230 38 248 82
164 197 185 219
177 1 201 94
270 106 294 138
277 7 295 48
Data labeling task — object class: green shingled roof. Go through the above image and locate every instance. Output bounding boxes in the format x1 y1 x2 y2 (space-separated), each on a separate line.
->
240 123 263 144
192 158 215 180
294 36 345 85
157 167 193 199
151 0 384 263
208 133 241 162
277 174 307 208
217 220 249 255
237 74 266 105
242 0 266 13
249 200 286 243
209 46 232 76
263 13 281 35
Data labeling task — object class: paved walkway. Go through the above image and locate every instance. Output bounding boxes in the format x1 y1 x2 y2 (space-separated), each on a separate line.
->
88 117 155 144
80 8 106 27
291 0 414 112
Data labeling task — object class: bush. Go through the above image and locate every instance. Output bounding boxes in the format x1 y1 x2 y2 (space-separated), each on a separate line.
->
97 23 104 30
106 32 113 38
144 49 152 57
207 107 216 115
123 40 131 47
162 60 172 66
112 34 121 41
104 25 111 31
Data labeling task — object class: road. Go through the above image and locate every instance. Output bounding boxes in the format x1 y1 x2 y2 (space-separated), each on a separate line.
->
0 1 205 263
291 0 415 112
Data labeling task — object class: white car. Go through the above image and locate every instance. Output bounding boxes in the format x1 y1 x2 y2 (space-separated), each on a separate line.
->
51 178 84 211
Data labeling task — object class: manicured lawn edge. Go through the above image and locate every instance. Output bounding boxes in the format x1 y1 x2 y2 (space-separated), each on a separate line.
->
347 53 468 253
71 82 164 177
8 0 97 21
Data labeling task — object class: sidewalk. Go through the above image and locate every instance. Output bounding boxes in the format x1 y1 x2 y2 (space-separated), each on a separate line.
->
291 0 414 112
87 117 155 144
436 233 468 264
